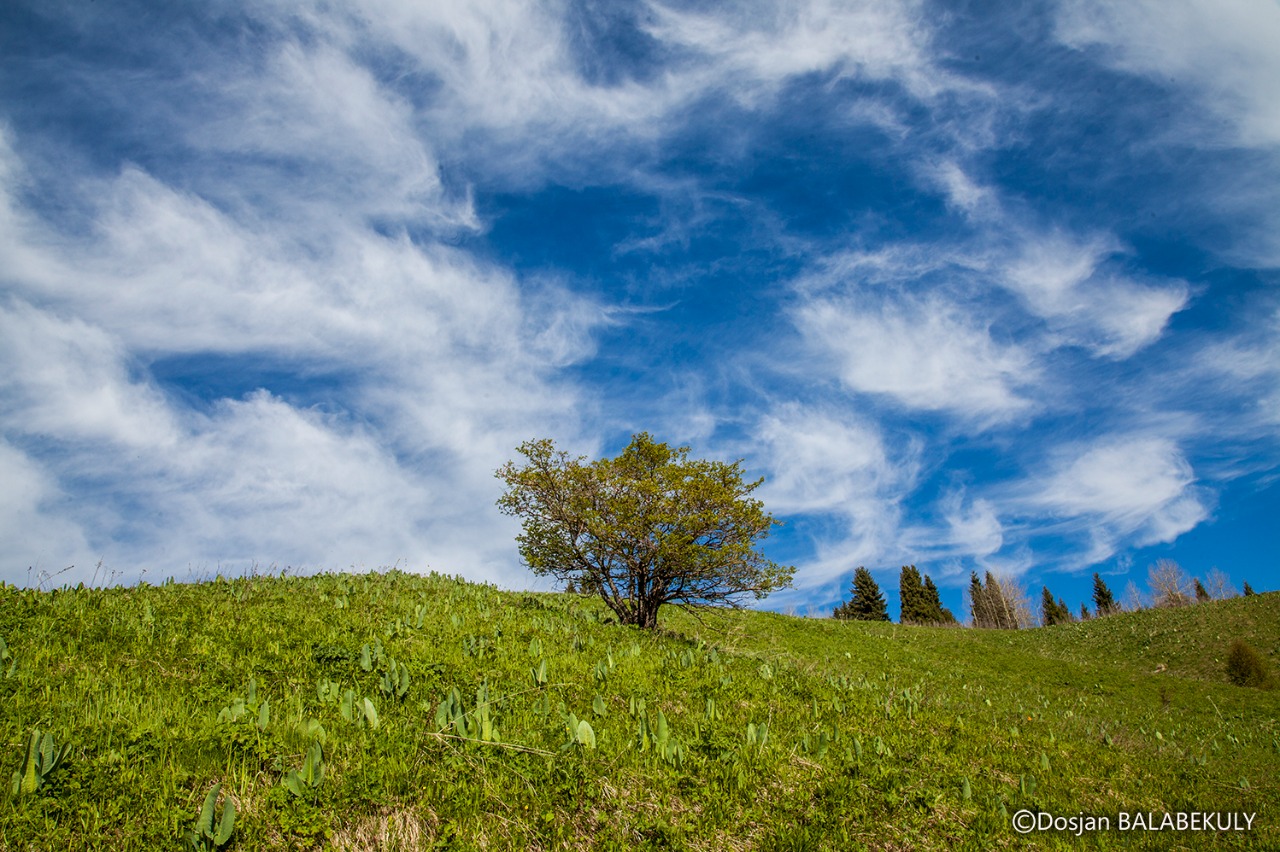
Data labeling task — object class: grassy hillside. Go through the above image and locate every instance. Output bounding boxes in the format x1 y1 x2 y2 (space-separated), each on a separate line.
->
1 571 1276 850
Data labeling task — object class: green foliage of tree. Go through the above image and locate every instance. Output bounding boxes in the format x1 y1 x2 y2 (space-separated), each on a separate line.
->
898 566 955 625
1244 581 1256 596
1091 573 1117 617
922 576 958 625
496 433 794 629
1194 578 1211 603
833 567 889 621
898 565 924 624
1040 587 1073 626
1041 586 1057 626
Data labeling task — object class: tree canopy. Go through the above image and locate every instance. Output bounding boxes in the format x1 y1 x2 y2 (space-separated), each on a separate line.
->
1091 573 1117 616
1040 586 1073 626
899 566 956 625
833 566 889 621
496 433 794 628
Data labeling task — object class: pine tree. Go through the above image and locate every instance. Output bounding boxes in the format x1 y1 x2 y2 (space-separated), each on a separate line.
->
1091 573 1117 616
834 567 889 621
1194 578 1211 603
899 565 925 624
1040 587 1073 626
1243 581 1256 596
922 576 957 624
1079 602 1090 620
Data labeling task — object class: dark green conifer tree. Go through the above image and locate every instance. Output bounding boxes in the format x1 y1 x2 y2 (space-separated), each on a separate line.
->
1040 587 1073 626
1194 578 1211 603
1091 573 1117 616
834 566 889 621
922 576 957 624
1243 581 1256 596
1041 586 1061 626
899 565 926 624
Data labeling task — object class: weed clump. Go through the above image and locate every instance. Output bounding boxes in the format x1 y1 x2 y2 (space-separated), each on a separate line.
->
1226 640 1274 689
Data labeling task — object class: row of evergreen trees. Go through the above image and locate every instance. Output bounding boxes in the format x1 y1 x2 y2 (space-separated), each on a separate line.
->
1041 569 1258 626
832 565 956 625
834 566 1261 628
1036 573 1116 626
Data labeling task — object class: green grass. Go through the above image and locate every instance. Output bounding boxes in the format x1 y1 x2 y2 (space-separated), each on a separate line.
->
1 570 1276 850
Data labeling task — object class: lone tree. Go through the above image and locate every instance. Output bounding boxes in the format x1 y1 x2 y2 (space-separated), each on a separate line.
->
834 567 889 621
1193 577 1211 603
1091 573 1118 616
1148 559 1191 608
496 433 794 629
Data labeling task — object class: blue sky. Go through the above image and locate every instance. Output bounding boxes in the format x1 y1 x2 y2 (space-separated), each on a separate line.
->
2 0 1278 619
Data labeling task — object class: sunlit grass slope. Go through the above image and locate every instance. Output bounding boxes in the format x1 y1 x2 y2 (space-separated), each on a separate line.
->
1 571 1276 850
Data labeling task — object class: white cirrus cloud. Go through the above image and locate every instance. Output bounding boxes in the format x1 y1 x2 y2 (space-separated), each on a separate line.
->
999 230 1188 358
250 0 967 184
1195 307 1280 434
0 440 94 581
793 290 1038 421
925 159 1001 219
0 118 603 586
754 404 919 587
1056 0 1280 148
1054 0 1280 268
644 0 937 97
263 0 671 163
0 300 177 450
939 491 1004 561
1019 435 1210 566
194 41 475 229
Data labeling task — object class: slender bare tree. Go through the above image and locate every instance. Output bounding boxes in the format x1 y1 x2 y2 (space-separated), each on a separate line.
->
994 574 1034 628
1204 568 1238 600
1122 580 1146 612
1148 559 1192 608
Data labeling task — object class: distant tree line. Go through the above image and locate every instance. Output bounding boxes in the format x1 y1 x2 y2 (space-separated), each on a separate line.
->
832 560 1263 628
